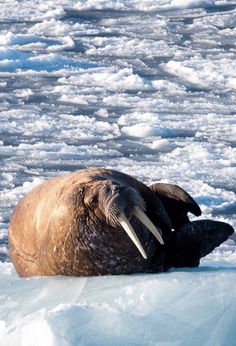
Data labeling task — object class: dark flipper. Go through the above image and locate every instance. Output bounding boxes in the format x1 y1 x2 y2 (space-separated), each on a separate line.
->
149 183 201 230
164 220 234 269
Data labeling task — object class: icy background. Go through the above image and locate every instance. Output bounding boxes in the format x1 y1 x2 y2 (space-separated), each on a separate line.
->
0 0 236 344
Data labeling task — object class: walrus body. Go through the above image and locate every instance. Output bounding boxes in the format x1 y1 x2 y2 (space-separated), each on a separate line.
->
9 168 234 277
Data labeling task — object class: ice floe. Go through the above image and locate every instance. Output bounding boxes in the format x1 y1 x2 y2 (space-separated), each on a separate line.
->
0 0 236 344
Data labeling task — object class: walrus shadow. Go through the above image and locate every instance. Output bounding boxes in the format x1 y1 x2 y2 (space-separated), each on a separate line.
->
167 265 236 274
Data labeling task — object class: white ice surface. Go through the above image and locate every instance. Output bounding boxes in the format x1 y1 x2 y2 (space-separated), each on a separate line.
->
0 0 236 344
1 262 236 346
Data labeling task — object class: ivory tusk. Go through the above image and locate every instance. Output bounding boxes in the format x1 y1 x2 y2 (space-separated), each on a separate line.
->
119 214 147 260
133 206 164 245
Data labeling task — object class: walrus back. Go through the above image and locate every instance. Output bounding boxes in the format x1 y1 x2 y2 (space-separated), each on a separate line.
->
8 173 83 277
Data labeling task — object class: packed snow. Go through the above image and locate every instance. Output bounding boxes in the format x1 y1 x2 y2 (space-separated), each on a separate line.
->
0 0 236 345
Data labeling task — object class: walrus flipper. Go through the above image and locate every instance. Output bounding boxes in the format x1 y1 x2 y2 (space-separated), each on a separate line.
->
149 183 201 230
165 220 234 269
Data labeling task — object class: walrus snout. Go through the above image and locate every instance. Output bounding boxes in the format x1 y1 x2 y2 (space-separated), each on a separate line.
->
101 184 145 221
98 182 164 259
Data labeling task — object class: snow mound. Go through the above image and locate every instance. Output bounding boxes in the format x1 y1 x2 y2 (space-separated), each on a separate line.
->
1 266 236 346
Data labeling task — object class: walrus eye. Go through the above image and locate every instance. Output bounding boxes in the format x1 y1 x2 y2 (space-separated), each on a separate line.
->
90 196 98 207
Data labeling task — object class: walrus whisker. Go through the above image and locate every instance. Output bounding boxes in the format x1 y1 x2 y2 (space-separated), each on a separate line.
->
133 206 164 245
119 214 147 259
106 205 120 226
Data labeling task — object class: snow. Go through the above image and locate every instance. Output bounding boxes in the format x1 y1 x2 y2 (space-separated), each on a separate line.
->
121 124 177 138
1 263 236 346
0 0 236 344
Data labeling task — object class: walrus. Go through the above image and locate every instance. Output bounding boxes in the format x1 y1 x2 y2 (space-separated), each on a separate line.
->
9 167 234 277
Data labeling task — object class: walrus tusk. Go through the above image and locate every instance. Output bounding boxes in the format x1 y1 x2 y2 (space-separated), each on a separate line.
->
119 214 147 259
133 206 164 245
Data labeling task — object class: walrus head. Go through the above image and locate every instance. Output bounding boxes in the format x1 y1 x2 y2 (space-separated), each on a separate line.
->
83 180 164 259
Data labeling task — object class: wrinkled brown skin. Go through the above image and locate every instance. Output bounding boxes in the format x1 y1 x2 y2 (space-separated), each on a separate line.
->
9 168 234 277
9 168 170 277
